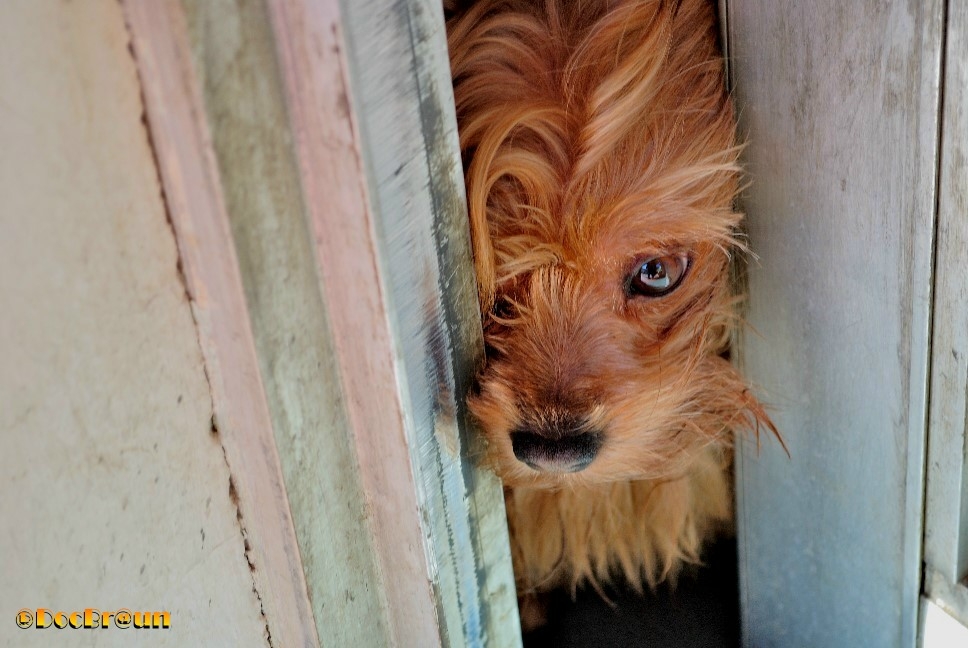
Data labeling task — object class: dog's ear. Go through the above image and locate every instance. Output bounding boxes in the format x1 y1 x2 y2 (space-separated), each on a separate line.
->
466 192 497 313
446 2 531 315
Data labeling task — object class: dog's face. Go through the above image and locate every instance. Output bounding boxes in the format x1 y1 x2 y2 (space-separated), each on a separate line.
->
450 0 772 488
466 205 766 489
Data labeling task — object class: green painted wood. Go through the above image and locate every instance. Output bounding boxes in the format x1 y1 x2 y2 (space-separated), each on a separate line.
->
182 0 521 645
182 2 392 645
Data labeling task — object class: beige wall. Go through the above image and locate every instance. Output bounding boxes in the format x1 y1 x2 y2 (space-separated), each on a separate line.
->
0 1 268 645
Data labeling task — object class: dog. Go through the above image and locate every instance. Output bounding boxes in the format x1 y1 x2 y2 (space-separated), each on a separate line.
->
447 0 776 626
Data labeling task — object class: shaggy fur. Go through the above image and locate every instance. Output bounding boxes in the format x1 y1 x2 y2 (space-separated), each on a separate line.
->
447 0 775 612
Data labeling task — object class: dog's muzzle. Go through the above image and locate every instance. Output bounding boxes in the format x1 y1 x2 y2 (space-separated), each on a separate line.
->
510 423 603 473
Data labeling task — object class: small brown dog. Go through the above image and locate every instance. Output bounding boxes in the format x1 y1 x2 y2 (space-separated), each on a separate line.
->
447 0 775 624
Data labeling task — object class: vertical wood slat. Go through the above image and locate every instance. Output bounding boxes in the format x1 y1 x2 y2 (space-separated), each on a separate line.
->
178 0 396 644
264 1 446 646
266 0 521 645
924 0 968 590
122 3 320 647
728 1 943 645
332 0 522 645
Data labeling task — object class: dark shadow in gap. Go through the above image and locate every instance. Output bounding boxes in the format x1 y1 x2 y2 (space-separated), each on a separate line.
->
523 536 740 648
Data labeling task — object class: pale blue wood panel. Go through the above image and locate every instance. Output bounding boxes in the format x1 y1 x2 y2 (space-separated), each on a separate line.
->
923 0 968 628
924 0 968 586
728 1 943 646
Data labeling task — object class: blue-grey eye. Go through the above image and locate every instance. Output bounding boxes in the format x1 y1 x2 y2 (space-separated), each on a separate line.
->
628 254 689 297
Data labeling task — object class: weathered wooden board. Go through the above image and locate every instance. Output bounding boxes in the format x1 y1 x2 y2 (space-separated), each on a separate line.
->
923 0 968 628
266 0 521 645
727 1 943 645
122 2 320 646
0 0 269 645
332 1 523 643
924 0 968 588
181 0 394 644
264 1 444 644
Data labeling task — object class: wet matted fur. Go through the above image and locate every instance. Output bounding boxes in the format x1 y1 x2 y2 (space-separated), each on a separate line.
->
446 0 776 617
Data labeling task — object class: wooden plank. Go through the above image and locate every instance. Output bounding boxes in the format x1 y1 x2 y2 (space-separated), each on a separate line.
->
266 0 521 645
330 0 523 643
924 0 968 588
264 1 444 645
727 1 943 645
122 3 320 647
179 0 394 644
0 0 268 645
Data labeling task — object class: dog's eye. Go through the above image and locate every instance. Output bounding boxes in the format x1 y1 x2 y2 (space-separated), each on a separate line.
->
628 254 689 297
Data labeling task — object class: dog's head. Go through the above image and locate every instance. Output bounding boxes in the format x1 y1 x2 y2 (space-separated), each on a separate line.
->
449 0 774 487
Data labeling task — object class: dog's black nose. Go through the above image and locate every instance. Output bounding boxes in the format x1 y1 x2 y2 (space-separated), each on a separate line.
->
510 428 603 473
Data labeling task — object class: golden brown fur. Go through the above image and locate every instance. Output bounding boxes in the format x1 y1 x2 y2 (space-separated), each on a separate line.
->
447 0 775 610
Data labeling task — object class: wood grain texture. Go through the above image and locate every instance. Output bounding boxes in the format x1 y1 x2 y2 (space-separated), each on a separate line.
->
265 1 444 645
122 2 320 646
266 0 520 645
334 0 522 644
180 0 394 644
924 0 968 588
727 1 943 645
